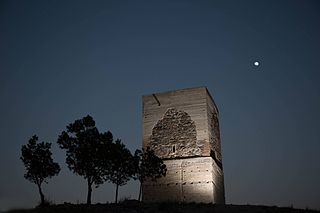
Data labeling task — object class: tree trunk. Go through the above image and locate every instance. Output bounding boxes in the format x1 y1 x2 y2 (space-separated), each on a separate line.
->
138 181 142 201
37 183 45 206
115 184 119 204
87 178 92 205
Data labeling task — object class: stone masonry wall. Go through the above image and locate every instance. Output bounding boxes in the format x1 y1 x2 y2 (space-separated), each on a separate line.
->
150 108 203 158
142 87 211 157
142 87 225 204
207 100 222 164
143 157 224 203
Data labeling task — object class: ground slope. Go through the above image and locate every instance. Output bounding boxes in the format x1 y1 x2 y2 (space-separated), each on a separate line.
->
7 202 319 213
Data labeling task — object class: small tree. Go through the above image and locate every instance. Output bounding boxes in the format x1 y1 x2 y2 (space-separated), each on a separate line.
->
57 115 112 204
20 135 60 206
106 140 135 204
134 147 167 201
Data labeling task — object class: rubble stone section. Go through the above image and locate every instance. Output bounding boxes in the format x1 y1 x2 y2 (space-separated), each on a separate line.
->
142 87 225 204
150 108 202 158
207 93 222 164
143 87 211 156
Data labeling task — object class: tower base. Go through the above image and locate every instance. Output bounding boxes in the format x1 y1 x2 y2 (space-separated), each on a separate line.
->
142 157 225 204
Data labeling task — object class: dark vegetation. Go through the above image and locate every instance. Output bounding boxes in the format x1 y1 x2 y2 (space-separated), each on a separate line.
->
134 147 167 201
106 139 136 204
19 115 317 212
20 135 60 206
7 202 320 213
20 115 166 206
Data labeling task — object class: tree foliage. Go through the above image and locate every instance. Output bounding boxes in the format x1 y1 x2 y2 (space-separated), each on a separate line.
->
57 115 113 204
21 115 167 205
134 147 167 201
20 135 60 206
106 139 135 203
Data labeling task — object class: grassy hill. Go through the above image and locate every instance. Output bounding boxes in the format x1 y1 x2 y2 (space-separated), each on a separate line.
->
7 202 320 213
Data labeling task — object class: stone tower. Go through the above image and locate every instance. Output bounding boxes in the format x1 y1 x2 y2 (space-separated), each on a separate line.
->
142 87 225 203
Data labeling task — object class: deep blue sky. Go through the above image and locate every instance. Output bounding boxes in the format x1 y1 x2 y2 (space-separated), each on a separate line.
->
1 0 320 211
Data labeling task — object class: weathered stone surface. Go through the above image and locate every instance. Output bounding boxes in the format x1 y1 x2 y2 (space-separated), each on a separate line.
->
209 112 222 163
142 87 225 204
150 108 202 158
142 87 210 156
143 157 224 203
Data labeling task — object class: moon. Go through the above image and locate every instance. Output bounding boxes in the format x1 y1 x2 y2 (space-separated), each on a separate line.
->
254 61 260 67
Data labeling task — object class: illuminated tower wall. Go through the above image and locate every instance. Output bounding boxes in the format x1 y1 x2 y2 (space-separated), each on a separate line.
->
142 87 225 203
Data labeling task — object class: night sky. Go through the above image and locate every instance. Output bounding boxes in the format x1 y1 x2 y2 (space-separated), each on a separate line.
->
1 0 320 211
